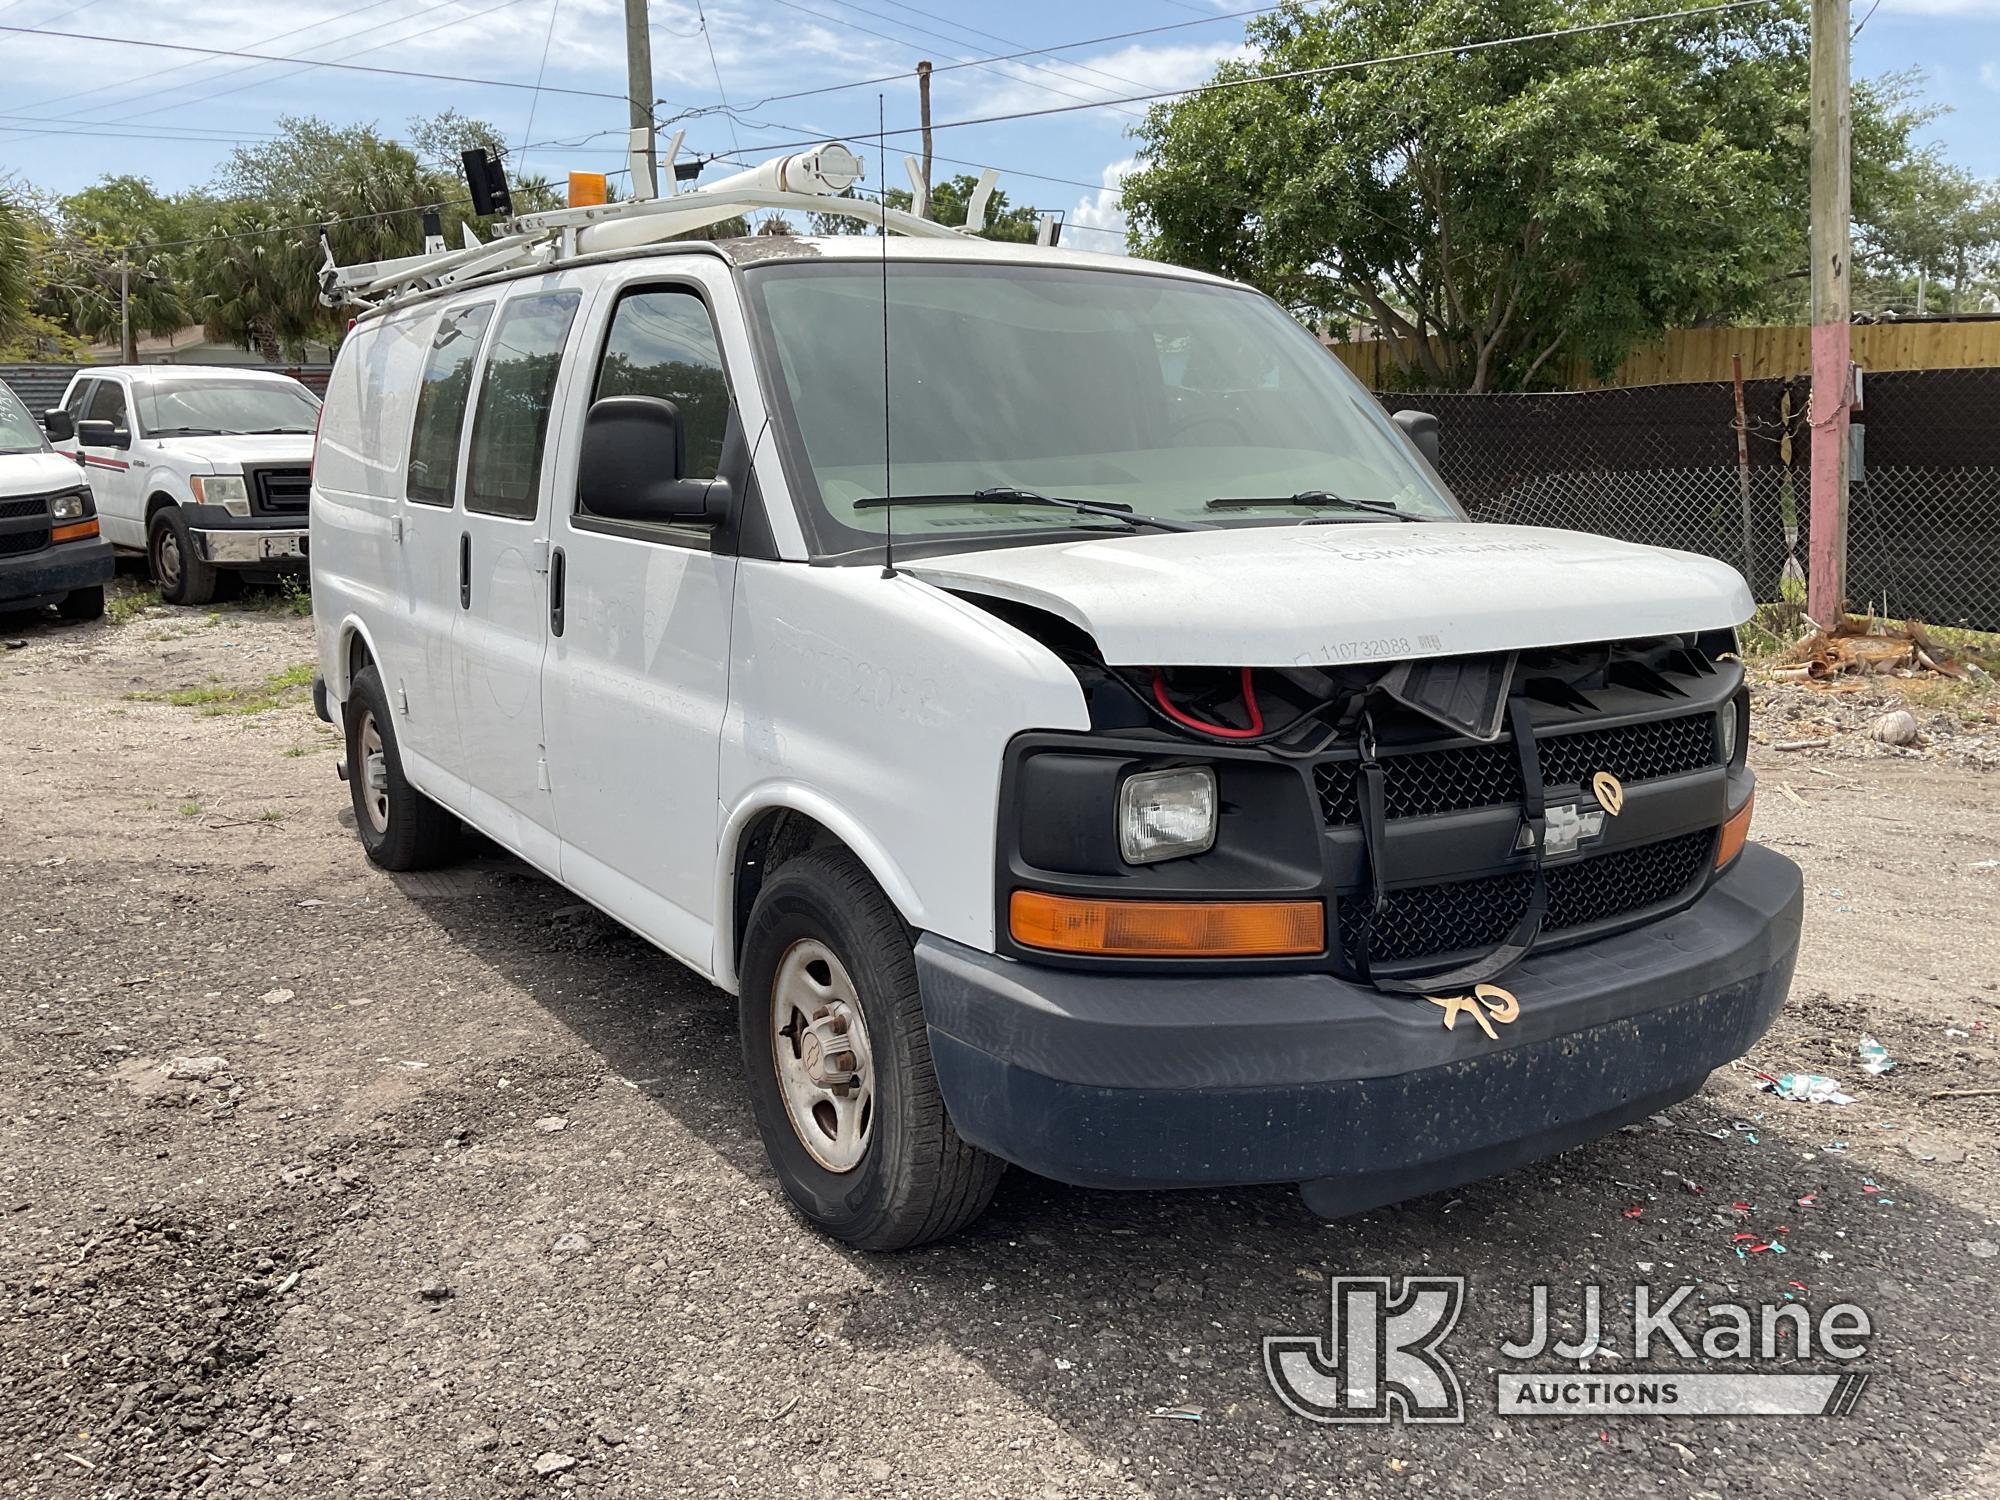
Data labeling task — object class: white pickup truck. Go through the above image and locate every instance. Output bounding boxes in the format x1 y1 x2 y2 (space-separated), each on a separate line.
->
44 366 321 604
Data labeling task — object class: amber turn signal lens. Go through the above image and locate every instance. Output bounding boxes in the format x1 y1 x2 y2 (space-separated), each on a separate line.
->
1716 791 1754 870
51 518 99 543
1009 890 1324 957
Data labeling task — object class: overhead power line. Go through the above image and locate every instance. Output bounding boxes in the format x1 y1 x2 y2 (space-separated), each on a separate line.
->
722 0 1782 154
722 1 1298 113
0 20 630 100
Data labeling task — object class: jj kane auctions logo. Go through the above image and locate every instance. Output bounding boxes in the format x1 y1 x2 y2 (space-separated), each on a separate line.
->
1265 1277 1872 1423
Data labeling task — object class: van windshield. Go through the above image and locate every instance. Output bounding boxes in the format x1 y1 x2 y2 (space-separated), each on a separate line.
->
0 382 47 454
744 260 1458 557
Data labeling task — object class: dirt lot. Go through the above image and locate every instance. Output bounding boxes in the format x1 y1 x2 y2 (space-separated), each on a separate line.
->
3 579 1998 1500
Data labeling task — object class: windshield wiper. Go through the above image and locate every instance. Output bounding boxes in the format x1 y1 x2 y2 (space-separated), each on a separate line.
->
854 486 1208 534
242 427 314 435
1205 490 1427 522
149 426 226 438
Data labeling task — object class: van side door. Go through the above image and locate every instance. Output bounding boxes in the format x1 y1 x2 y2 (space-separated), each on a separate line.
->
542 268 746 971
449 281 583 871
395 299 492 785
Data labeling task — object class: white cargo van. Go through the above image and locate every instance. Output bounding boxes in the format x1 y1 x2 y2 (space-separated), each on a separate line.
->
311 202 1800 1249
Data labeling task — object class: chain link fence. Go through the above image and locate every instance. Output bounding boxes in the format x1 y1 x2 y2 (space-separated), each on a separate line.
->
1380 367 2000 635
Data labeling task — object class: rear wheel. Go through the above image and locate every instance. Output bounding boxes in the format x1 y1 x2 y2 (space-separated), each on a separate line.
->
343 666 459 871
57 585 105 621
148 507 217 606
739 848 1004 1250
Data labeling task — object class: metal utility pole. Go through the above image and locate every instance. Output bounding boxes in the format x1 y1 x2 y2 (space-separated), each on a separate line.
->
915 59 934 220
1807 0 1851 628
625 0 658 199
119 253 136 364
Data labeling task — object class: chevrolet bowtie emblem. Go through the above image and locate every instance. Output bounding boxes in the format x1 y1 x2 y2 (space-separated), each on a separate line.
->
1427 983 1521 1040
1591 770 1626 816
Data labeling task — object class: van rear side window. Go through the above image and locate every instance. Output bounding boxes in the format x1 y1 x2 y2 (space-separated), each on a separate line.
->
466 290 581 521
407 303 493 507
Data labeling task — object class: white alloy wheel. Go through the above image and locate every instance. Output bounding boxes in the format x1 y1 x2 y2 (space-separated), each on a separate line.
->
356 709 390 835
769 938 875 1173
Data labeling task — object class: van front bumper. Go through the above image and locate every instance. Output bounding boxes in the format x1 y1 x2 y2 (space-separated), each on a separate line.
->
917 843 1802 1216
0 537 115 609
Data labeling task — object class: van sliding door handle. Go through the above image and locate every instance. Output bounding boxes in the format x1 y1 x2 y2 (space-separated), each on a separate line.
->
459 532 471 609
549 547 566 637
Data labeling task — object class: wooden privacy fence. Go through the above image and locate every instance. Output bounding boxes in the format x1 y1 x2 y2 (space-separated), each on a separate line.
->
1330 319 2000 390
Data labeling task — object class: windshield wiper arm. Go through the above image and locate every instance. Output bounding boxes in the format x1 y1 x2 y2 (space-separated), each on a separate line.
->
149 426 226 437
855 486 1208 533
1205 490 1426 522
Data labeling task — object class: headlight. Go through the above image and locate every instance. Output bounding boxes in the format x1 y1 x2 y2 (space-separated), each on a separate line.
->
1117 766 1217 865
191 474 251 517
49 488 87 521
1719 700 1741 763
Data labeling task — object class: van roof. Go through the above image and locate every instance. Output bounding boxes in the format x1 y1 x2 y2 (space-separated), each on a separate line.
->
700 234 1232 285
354 233 1239 325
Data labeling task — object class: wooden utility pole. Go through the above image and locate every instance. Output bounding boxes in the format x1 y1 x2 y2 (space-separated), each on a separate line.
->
1807 0 1852 627
915 59 934 220
625 0 658 199
119 253 136 364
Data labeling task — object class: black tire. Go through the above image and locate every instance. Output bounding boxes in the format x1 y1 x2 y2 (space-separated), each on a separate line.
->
343 666 460 871
739 848 1005 1250
57 585 105 621
148 507 218 606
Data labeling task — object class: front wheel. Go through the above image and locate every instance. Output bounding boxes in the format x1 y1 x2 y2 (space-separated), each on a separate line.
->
343 666 460 871
739 849 1004 1251
148 507 217 606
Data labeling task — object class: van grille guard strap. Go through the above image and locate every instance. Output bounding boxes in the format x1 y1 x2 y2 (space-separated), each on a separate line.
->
1351 696 1550 994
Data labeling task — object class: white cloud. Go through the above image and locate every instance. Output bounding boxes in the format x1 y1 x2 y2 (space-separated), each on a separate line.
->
1068 155 1135 254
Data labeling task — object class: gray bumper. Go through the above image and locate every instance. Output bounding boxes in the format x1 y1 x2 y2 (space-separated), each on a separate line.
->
917 844 1803 1210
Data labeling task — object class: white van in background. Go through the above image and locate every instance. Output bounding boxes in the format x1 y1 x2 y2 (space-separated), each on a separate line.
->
309 232 1801 1250
0 375 113 619
45 366 320 604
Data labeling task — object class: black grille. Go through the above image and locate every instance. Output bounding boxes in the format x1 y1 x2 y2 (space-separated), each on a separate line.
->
250 467 311 515
0 495 48 520
1316 711 1717 824
0 526 49 556
1336 829 1715 968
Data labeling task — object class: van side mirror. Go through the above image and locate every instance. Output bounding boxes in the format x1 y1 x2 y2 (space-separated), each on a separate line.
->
43 410 74 442
75 417 126 450
1391 408 1440 469
578 395 725 526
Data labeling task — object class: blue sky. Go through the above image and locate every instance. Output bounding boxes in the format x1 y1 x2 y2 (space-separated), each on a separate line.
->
1 0 1995 254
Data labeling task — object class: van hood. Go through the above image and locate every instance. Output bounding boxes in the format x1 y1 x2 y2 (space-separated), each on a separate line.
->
905 522 1753 667
0 450 85 498
154 433 314 469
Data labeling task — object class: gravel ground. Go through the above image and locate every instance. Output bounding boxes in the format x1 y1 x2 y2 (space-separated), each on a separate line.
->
2 579 1997 1500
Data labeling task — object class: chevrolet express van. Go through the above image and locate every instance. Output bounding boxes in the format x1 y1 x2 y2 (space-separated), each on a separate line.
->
311 234 1802 1249
0 376 112 619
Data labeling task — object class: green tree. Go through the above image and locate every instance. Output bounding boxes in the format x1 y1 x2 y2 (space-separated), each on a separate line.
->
1122 0 1828 389
1855 151 2000 314
189 112 557 356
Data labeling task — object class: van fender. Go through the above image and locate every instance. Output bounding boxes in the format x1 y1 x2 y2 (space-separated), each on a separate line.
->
712 782 926 994
330 612 385 703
